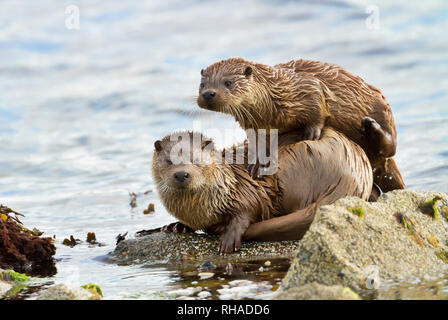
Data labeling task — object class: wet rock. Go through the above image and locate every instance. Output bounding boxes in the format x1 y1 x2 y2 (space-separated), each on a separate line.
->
0 269 31 299
109 231 299 266
0 280 13 298
275 282 360 300
37 283 102 300
198 261 216 271
281 190 448 297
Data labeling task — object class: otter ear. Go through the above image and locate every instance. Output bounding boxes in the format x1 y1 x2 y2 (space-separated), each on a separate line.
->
202 139 214 150
201 69 205 76
154 140 163 152
244 66 253 77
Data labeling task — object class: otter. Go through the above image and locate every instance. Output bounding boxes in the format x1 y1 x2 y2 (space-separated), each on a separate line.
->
197 57 405 193
151 128 372 253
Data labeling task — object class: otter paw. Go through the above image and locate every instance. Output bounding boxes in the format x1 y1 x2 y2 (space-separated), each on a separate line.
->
361 117 381 135
302 125 322 141
219 233 242 255
161 222 193 233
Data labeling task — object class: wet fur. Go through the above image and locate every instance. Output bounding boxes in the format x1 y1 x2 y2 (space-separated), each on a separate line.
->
151 132 273 232
198 57 405 192
152 129 372 252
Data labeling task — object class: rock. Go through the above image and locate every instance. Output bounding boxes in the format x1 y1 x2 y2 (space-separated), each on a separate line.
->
0 280 13 298
274 282 360 300
37 283 102 300
281 190 448 298
109 231 299 266
0 269 30 282
0 269 31 299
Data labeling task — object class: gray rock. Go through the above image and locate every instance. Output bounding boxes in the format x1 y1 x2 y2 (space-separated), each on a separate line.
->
109 231 300 266
0 280 13 298
37 284 101 300
275 282 360 300
281 190 448 298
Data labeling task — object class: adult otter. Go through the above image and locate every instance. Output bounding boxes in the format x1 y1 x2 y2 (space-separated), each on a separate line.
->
152 129 372 253
197 57 405 193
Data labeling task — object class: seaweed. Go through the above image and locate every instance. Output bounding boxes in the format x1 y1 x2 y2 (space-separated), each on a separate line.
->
435 251 448 264
0 205 56 275
347 207 364 218
143 203 155 214
420 196 443 220
0 269 30 282
426 235 439 248
62 235 80 247
4 283 28 299
86 232 97 244
394 212 424 248
81 283 103 297
116 232 128 245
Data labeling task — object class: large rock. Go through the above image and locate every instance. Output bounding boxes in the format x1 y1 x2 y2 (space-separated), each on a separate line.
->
109 232 300 266
37 284 102 300
274 282 360 300
280 190 448 298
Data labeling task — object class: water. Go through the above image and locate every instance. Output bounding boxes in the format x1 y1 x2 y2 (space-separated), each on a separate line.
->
0 0 447 299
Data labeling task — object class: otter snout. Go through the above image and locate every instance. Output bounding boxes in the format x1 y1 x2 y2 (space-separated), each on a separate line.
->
202 90 216 101
173 171 191 184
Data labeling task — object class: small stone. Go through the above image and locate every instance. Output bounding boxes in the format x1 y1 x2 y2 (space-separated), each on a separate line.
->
198 291 211 298
198 261 216 271
198 272 214 280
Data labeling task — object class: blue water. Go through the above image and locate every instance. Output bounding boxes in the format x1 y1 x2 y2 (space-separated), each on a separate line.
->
0 0 447 299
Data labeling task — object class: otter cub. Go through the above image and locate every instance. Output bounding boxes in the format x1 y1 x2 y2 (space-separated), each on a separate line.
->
152 129 372 253
197 57 404 193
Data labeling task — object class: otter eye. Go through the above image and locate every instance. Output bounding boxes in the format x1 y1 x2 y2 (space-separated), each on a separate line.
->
224 81 232 88
200 83 205 90
166 159 173 166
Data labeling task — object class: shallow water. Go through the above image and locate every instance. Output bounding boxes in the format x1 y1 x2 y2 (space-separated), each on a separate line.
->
0 0 447 299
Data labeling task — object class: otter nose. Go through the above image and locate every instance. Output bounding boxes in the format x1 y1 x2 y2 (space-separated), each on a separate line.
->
174 171 190 183
202 90 216 101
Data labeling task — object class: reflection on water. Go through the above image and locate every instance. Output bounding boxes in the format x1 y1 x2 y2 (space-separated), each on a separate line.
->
0 0 447 299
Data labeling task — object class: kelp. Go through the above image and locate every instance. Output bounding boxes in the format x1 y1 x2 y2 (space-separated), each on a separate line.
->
0 205 56 275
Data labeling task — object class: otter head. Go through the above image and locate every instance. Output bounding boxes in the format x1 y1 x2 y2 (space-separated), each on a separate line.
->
197 58 267 129
152 132 216 192
151 131 236 230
